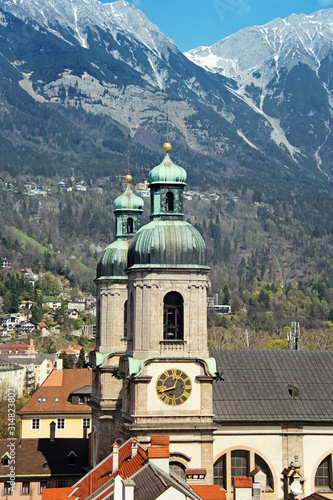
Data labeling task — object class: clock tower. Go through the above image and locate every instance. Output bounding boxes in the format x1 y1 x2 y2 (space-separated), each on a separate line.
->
91 144 217 481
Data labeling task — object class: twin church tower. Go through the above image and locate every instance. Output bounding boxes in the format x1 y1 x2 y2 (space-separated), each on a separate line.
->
90 143 217 481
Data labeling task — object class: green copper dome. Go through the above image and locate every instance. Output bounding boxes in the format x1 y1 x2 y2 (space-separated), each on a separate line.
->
96 240 130 279
127 220 207 268
148 153 186 185
96 177 144 279
113 183 144 212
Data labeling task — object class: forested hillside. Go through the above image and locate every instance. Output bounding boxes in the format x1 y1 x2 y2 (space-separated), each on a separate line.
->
0 171 332 350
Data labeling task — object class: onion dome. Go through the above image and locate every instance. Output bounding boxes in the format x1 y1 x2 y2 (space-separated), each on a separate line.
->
127 220 207 268
148 143 186 185
96 240 130 279
96 176 144 279
113 176 144 212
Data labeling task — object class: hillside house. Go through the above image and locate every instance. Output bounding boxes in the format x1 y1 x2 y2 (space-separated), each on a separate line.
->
19 364 92 439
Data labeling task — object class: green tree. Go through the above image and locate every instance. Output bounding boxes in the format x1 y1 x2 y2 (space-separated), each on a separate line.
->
223 284 231 305
77 348 85 369
58 351 74 369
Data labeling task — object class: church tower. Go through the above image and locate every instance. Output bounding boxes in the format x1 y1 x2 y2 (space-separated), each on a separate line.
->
123 143 217 481
91 145 216 480
95 175 144 354
90 176 143 466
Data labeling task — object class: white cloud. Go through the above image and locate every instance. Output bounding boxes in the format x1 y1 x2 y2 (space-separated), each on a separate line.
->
319 0 333 6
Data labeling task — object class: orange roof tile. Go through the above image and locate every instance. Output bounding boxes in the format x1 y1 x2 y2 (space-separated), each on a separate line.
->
151 435 170 446
191 485 226 500
42 487 73 500
19 368 91 415
147 446 170 458
234 477 253 488
43 370 63 386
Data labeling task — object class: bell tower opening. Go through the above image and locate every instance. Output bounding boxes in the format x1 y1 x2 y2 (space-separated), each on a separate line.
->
127 217 134 234
166 192 174 212
163 292 184 340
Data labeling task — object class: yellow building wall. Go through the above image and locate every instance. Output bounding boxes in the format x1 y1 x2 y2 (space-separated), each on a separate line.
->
21 414 91 439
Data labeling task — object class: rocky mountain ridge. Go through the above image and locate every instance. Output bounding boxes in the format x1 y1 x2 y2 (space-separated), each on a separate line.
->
0 0 333 183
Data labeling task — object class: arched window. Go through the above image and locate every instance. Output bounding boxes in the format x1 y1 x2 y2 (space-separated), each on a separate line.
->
166 192 174 212
214 450 274 493
315 455 333 492
255 454 274 491
170 461 185 480
163 292 183 340
214 454 226 489
127 217 133 233
124 300 128 338
231 450 249 483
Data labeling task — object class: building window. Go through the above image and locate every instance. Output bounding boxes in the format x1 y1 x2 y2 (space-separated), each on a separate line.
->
1 453 10 466
39 481 49 494
57 418 65 430
315 456 333 492
163 292 183 340
170 461 185 480
67 450 78 466
166 192 174 212
31 418 40 430
3 482 12 495
255 454 274 491
21 482 30 495
231 450 249 481
127 217 133 233
57 480 68 488
214 454 226 489
214 450 274 493
82 418 91 429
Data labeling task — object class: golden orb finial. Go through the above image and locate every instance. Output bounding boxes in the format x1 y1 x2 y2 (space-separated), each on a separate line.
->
163 142 172 153
125 174 132 183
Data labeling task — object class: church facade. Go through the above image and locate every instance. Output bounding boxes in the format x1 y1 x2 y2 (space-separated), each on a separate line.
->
89 144 333 499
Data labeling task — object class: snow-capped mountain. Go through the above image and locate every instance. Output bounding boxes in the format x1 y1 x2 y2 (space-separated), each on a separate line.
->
186 9 333 180
0 0 333 183
186 9 333 88
1 0 174 54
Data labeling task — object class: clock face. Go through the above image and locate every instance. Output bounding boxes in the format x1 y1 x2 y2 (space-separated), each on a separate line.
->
156 368 192 406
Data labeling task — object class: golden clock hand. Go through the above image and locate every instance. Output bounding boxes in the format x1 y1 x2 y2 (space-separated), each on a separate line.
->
158 375 181 393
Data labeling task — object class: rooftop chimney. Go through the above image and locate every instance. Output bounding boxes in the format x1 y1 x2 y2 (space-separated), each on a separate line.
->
112 442 119 472
50 421 56 443
131 440 138 458
147 446 170 473
56 358 63 371
122 478 135 500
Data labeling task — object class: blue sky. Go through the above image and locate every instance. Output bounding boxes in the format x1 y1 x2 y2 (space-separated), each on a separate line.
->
98 0 333 52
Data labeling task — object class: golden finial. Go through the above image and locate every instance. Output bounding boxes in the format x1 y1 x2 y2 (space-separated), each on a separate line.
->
163 142 172 153
125 174 132 183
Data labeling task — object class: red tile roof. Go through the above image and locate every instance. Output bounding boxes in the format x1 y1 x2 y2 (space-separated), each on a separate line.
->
185 468 207 475
43 488 73 500
0 343 29 354
191 485 226 500
234 477 253 488
150 435 170 446
147 446 170 458
43 439 148 500
19 368 92 415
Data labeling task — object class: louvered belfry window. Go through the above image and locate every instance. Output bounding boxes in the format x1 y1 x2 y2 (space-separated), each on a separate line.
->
163 292 183 340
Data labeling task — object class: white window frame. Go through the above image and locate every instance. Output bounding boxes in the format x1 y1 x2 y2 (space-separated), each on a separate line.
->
31 418 40 430
39 480 49 494
81 417 91 429
56 418 66 430
3 482 12 495
21 482 30 495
